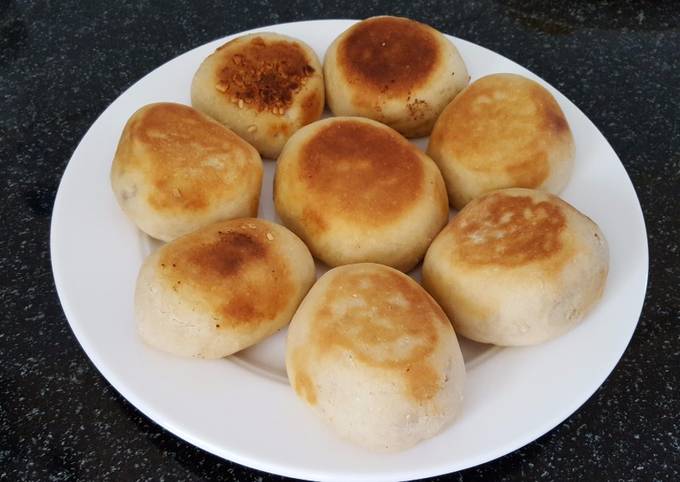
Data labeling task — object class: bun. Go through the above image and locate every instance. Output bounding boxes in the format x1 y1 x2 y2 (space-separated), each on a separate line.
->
135 218 315 358
286 263 465 451
110 102 262 242
324 16 469 138
422 188 608 345
191 33 325 159
427 73 575 209
274 116 449 271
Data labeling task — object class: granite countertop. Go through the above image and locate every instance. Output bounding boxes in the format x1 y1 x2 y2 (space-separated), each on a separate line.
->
1 0 678 480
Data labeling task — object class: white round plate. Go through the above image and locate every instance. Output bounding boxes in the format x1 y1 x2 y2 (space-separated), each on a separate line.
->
51 19 648 482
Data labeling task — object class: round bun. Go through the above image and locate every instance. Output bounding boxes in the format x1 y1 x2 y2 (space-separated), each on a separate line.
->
422 188 608 346
135 218 315 358
191 33 325 159
274 116 449 272
323 16 469 138
110 102 263 242
286 263 465 452
427 73 575 209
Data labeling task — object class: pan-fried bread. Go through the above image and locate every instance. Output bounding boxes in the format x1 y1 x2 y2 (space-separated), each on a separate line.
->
422 188 608 346
428 73 575 209
286 263 465 452
191 33 325 159
274 116 449 272
324 16 469 137
110 102 263 242
135 218 315 358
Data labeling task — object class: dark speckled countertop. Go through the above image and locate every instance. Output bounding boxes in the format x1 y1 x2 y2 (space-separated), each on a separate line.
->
1 1 679 480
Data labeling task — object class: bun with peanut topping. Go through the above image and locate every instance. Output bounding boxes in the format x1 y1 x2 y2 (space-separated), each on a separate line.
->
191 33 325 159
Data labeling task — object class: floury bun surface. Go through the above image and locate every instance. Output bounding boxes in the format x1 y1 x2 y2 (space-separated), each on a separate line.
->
286 263 465 452
323 16 469 138
135 218 315 359
427 74 575 209
423 188 609 346
110 103 263 242
191 32 325 159
274 116 449 272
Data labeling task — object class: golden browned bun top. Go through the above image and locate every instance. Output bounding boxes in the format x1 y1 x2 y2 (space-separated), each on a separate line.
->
155 219 293 329
295 118 425 226
114 102 259 214
448 189 572 272
291 264 451 405
337 16 441 95
214 34 317 115
431 73 572 187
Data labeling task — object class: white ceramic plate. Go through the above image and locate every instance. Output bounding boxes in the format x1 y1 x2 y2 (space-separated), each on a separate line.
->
51 19 648 481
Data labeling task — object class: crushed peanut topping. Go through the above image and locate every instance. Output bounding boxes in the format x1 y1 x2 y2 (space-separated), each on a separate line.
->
215 37 315 115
